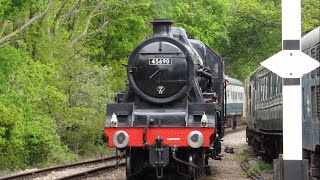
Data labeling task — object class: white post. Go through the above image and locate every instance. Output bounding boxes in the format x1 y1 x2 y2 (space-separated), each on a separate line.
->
282 80 302 160
282 0 300 42
282 0 302 161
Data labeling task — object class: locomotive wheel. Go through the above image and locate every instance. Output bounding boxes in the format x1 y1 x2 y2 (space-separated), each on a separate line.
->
231 116 237 129
246 127 252 146
126 155 132 180
204 156 211 175
125 148 144 180
188 154 196 180
195 153 201 178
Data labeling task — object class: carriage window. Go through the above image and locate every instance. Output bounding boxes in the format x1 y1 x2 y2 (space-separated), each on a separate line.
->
260 81 262 102
235 91 237 101
270 74 273 98
311 48 316 58
279 78 282 95
268 74 271 100
316 46 320 60
256 81 258 102
264 77 266 101
273 74 276 97
311 48 316 79
264 77 267 101
262 78 264 101
303 87 305 120
274 76 278 96
311 85 320 122
275 75 278 96
316 46 320 78
260 79 264 102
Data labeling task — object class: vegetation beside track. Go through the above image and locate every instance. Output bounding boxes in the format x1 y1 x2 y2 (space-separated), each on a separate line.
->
235 149 273 179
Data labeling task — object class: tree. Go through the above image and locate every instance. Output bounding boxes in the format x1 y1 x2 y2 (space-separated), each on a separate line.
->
302 0 320 32
0 0 52 47
221 0 282 81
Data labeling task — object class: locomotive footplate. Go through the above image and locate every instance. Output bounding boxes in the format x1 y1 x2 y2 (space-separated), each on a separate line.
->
149 136 169 178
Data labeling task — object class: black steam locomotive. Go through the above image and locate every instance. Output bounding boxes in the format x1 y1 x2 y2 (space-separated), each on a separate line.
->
104 19 225 180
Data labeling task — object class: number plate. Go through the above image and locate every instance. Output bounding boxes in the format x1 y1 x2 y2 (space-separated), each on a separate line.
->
149 58 172 65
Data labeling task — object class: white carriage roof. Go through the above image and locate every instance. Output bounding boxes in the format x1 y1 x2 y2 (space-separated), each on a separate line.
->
301 26 320 51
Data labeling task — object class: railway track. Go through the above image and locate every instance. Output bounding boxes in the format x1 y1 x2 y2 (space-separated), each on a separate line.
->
1 155 125 180
224 124 247 135
1 126 247 180
239 160 262 180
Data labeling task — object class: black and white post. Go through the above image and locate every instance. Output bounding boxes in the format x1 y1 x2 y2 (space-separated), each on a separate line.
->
261 0 318 179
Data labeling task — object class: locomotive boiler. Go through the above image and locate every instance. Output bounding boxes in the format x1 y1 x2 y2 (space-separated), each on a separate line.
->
104 19 225 180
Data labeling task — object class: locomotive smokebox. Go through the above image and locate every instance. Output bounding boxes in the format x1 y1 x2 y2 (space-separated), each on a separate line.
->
150 19 174 37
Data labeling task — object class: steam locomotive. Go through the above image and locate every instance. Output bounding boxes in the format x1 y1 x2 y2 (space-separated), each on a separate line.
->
104 19 225 179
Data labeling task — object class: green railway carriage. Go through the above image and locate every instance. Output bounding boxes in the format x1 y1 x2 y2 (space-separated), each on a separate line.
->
301 26 320 178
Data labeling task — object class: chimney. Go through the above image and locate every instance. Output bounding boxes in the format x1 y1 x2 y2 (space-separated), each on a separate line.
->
150 19 174 37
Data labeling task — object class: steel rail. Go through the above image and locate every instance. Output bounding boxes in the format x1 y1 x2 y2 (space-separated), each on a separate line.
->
224 124 247 135
0 156 119 180
239 161 262 180
57 162 125 180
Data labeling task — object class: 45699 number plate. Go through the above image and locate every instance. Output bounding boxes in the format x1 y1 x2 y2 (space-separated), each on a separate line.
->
149 58 172 65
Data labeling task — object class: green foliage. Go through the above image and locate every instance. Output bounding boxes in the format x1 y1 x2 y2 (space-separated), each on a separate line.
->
236 150 273 177
0 48 76 169
0 101 26 169
222 0 282 81
302 0 320 32
0 0 46 21
0 46 25 86
223 0 320 81
172 0 230 51
235 149 251 162
250 157 273 173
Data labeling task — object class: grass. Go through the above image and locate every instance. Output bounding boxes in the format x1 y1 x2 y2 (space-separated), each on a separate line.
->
235 149 273 176
249 156 273 174
234 149 251 161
